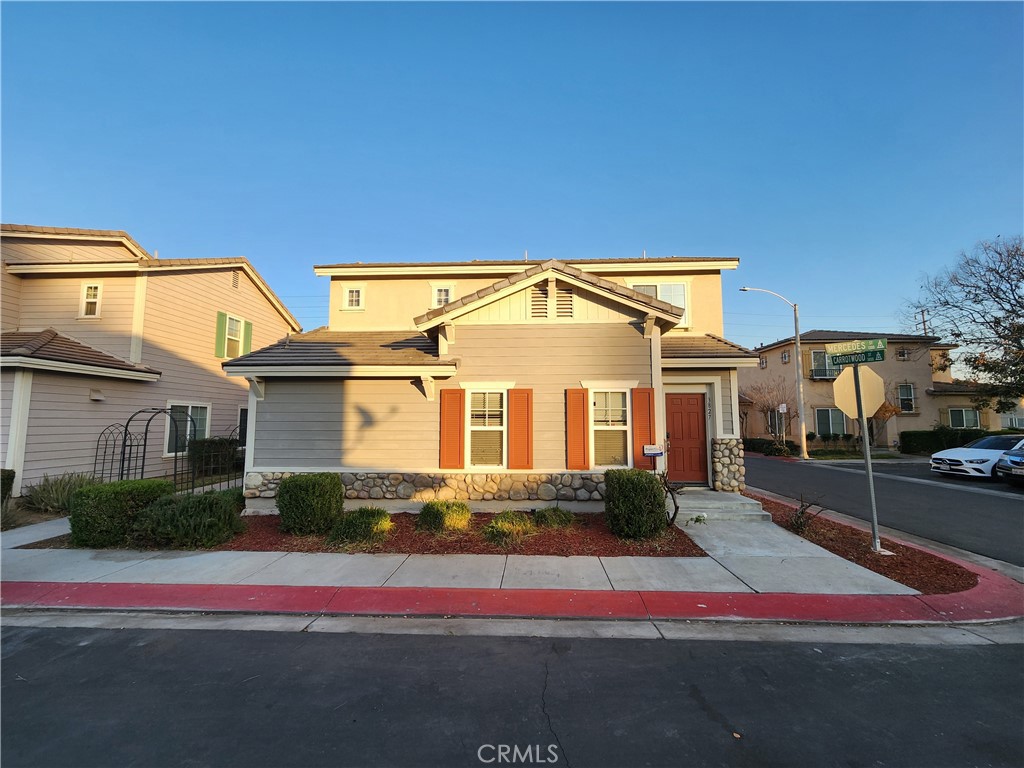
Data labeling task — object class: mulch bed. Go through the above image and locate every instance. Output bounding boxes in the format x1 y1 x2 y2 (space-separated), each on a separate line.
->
216 512 707 558
744 492 979 595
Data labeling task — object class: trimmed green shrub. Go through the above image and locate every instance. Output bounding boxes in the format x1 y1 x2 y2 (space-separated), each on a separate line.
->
483 510 535 546
1 469 14 502
133 492 244 549
805 432 818 443
218 487 246 515
533 506 574 528
69 479 175 548
330 507 394 543
604 468 666 540
899 427 990 455
20 473 101 517
277 473 345 535
417 499 472 532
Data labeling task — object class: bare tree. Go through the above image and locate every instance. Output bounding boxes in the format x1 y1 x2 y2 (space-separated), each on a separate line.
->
741 376 799 445
907 236 1024 412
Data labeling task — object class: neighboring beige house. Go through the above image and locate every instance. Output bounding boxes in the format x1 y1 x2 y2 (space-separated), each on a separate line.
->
1 224 301 496
738 330 1004 448
225 256 759 507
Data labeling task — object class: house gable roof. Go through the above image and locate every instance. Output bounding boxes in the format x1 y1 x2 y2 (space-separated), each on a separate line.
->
2 225 302 333
662 334 758 359
2 223 154 261
412 259 683 330
314 255 740 277
0 328 161 380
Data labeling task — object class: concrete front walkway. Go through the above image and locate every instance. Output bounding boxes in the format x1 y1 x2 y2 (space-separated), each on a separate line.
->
0 515 915 596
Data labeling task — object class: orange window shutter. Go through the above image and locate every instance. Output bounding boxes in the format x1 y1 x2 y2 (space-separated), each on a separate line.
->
439 389 465 469
631 388 656 470
508 389 534 470
566 388 590 471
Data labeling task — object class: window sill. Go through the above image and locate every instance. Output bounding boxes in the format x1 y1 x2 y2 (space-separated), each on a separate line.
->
77 316 102 321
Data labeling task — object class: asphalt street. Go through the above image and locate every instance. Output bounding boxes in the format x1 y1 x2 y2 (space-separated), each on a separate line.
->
745 456 1024 566
3 626 1023 768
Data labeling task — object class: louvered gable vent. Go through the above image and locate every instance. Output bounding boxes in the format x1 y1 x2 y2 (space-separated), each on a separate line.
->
530 284 548 319
556 285 574 318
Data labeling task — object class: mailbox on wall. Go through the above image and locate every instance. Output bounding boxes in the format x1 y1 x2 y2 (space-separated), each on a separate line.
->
642 444 664 457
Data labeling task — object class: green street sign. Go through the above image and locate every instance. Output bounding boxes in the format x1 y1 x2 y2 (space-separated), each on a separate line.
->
826 338 887 366
830 349 886 366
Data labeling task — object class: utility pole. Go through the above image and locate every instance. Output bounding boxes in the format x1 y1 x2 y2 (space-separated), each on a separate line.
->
917 309 929 335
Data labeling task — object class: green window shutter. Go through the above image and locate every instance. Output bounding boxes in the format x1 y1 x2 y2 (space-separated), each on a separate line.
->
214 312 228 358
242 321 253 355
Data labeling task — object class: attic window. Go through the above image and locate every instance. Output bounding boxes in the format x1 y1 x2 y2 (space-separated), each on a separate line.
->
530 284 548 319
556 286 574 318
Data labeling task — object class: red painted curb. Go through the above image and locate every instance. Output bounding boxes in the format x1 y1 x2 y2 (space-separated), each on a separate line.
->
4 577 1021 623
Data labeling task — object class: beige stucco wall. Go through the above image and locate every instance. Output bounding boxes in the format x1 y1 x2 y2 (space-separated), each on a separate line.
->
738 340 998 444
326 268 725 336
17 275 138 360
1 268 21 330
142 268 294 437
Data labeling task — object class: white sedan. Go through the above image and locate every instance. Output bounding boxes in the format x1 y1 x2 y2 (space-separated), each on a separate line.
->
930 434 1024 478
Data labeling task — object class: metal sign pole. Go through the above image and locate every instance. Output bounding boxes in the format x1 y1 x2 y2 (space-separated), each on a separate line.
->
853 363 882 552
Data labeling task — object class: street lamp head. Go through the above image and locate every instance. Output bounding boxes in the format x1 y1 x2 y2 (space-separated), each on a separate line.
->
739 287 750 292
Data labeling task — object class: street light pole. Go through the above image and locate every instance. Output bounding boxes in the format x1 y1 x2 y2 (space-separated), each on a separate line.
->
740 287 810 460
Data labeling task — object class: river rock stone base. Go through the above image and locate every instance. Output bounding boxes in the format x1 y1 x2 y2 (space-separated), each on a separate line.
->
711 438 745 492
244 471 607 503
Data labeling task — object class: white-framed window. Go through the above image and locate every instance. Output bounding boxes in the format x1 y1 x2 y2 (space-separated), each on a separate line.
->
781 350 791 364
591 390 631 468
949 408 980 429
431 283 455 308
225 314 244 358
165 403 210 455
815 407 846 436
1000 408 1024 429
896 348 912 361
341 283 365 311
897 383 916 413
79 282 102 318
467 391 505 468
630 282 688 324
766 410 785 438
811 350 842 379
759 356 768 369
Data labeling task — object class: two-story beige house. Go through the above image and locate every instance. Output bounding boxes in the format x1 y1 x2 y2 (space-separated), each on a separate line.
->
738 330 1001 448
0 224 301 496
225 256 758 508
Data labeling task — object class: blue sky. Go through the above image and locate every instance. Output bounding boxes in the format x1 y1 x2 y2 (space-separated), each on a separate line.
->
3 2 1021 348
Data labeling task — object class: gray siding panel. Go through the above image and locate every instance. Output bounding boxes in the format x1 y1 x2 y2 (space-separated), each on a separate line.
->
0 371 13 466
252 323 652 472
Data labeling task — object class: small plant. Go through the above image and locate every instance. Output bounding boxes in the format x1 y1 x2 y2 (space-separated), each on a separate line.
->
69 479 175 548
788 495 824 535
533 506 574 528
0 497 31 531
605 469 666 540
133 491 245 549
417 499 472 532
277 473 345 535
330 507 394 543
805 432 817 443
1 469 14 503
656 471 683 527
841 433 855 446
20 473 101 517
684 513 708 527
483 510 535 546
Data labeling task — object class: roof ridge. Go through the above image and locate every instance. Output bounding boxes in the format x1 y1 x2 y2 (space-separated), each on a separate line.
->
9 327 58 355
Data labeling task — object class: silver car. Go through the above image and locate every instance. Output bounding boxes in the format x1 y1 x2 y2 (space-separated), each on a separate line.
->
994 448 1024 486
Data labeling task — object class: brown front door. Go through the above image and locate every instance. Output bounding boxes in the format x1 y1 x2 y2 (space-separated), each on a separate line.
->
665 393 708 484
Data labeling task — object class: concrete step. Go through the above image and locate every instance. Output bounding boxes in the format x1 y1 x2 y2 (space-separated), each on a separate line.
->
668 490 771 523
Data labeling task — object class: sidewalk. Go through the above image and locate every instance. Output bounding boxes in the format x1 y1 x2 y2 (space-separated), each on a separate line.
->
2 498 1021 625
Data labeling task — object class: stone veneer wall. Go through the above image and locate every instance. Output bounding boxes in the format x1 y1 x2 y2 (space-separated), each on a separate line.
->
711 438 745 492
244 472 607 503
